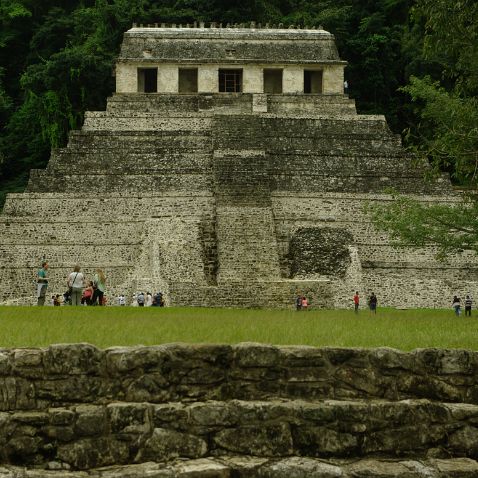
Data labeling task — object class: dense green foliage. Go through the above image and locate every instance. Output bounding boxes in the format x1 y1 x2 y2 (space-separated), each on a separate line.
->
0 0 415 205
0 306 475 350
370 0 478 256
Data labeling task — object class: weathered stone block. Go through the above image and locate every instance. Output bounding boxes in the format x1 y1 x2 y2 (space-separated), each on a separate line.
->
214 423 293 456
136 428 207 462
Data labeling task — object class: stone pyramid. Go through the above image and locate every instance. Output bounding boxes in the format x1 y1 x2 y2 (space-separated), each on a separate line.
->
0 25 474 307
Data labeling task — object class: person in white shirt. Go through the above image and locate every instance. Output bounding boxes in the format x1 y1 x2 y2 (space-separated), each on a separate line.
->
67 265 85 306
146 292 153 307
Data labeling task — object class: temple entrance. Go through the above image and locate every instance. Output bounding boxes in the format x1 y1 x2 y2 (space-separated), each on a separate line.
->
179 68 198 93
219 69 243 92
264 69 283 94
304 70 323 93
137 68 158 93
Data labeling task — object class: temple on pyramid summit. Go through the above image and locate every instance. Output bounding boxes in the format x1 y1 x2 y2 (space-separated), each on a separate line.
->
0 23 475 307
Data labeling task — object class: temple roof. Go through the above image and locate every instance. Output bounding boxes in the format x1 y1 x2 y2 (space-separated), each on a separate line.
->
118 24 345 65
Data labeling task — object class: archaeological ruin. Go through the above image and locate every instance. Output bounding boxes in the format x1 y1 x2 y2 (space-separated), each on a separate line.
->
0 343 477 476
0 23 475 307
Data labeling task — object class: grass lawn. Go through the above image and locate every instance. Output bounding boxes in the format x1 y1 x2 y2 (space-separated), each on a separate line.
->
0 306 475 350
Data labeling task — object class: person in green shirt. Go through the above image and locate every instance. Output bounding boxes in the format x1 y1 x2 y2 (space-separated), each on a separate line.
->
37 261 49 306
92 269 106 306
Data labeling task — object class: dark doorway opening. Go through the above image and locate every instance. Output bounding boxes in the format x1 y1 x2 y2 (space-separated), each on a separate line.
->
304 70 323 94
179 68 198 93
264 69 283 94
138 68 158 93
219 69 243 93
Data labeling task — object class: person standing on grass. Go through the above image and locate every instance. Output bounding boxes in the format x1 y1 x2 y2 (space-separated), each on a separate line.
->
67 265 85 306
37 261 49 306
452 295 461 316
301 296 309 311
92 269 106 306
465 295 473 316
296 295 302 311
368 292 377 314
353 291 360 314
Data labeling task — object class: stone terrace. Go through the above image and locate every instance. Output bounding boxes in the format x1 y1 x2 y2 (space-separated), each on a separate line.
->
0 93 475 307
1 343 478 476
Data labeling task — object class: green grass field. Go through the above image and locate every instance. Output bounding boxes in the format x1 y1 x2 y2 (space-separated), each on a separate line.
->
0 306 475 350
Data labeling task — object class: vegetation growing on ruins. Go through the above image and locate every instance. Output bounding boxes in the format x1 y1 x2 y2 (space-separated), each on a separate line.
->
0 306 476 350
368 0 478 255
0 0 476 252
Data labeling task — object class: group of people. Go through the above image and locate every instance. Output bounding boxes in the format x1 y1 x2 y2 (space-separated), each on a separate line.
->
353 291 378 314
295 295 309 311
452 295 473 316
131 292 165 307
36 262 106 306
66 265 106 306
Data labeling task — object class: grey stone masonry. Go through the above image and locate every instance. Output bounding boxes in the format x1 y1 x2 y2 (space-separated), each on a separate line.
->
0 26 475 307
0 343 478 475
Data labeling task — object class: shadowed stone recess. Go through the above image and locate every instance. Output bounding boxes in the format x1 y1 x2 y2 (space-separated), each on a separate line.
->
288 227 354 278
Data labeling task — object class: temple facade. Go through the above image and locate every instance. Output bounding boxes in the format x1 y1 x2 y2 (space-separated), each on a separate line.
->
0 24 475 308
116 24 345 96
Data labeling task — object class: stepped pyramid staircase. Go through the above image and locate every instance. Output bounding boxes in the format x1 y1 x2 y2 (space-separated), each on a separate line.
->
0 92 472 307
1 343 478 476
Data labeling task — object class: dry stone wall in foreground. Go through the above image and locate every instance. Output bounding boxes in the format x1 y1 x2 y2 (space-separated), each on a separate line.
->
1 343 478 476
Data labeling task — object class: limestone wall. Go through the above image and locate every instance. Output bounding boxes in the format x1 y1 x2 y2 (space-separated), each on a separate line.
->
1 343 478 475
0 91 473 308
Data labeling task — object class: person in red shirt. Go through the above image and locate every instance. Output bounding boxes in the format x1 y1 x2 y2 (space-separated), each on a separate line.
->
353 291 360 314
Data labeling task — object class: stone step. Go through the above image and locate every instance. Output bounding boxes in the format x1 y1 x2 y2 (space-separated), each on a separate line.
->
45 150 423 176
1 193 215 219
1 457 478 477
214 136 403 154
214 114 393 135
67 131 212 151
1 345 476 410
26 172 212 193
82 113 212 132
215 207 281 282
169 279 332 308
1 399 478 469
47 151 212 172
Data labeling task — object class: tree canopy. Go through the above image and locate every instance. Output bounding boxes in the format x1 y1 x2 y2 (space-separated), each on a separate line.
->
369 0 478 257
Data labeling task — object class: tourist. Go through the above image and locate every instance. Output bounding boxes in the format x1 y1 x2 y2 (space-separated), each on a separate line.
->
119 294 126 306
146 292 153 307
137 292 145 307
465 295 472 317
37 261 49 306
452 296 461 316
132 293 138 306
368 292 377 314
301 296 309 311
92 269 106 306
82 281 94 305
63 289 71 305
296 295 302 311
343 79 349 93
53 294 61 306
152 291 164 306
353 291 360 314
67 265 85 306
